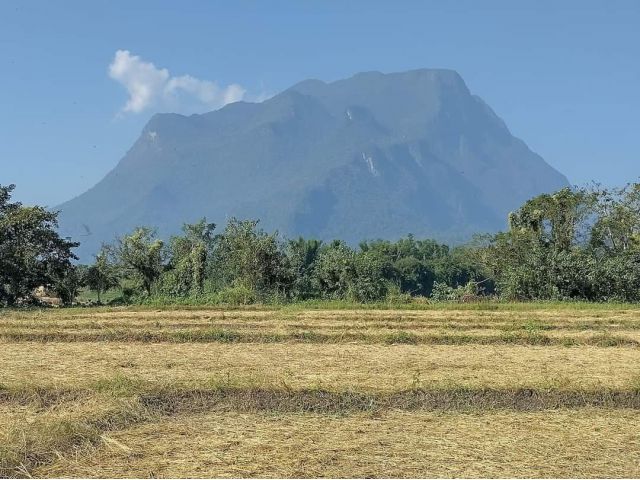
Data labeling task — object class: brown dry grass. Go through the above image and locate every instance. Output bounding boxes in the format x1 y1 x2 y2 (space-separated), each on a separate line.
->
4 385 639 478
3 306 640 327
0 395 143 478
3 308 640 348
1 342 639 391
3 385 640 477
34 408 640 478
2 305 640 478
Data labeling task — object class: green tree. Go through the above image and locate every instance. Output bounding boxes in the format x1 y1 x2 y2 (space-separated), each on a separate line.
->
110 227 166 296
311 240 355 299
479 186 629 300
284 237 323 299
349 249 389 301
211 219 287 296
85 247 120 303
0 184 79 306
508 187 596 252
591 184 640 252
163 219 216 296
50 264 86 305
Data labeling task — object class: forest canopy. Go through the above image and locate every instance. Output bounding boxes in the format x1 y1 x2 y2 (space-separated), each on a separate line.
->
2 183 640 306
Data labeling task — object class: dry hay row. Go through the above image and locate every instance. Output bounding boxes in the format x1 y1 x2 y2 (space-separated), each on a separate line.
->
0 387 89 408
1 328 639 346
3 385 640 412
0 398 152 478
3 385 640 478
15 312 640 323
4 318 640 332
32 409 640 479
135 386 640 414
58 306 640 317
6 306 640 323
3 386 640 477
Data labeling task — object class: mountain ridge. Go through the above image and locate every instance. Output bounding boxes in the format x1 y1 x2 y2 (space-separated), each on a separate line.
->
57 68 569 260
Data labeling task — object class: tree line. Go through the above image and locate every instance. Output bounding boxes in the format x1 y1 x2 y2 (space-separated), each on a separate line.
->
2 182 640 306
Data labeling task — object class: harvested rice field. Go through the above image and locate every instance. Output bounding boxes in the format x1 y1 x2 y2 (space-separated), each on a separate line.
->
1 304 640 478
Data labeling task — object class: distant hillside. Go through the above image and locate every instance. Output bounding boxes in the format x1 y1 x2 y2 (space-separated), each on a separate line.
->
57 68 569 260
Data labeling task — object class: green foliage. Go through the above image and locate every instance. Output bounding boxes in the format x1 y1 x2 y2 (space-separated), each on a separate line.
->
284 237 323 299
109 227 166 296
507 187 596 251
348 250 389 301
50 265 86 305
84 247 119 303
211 219 288 297
384 285 413 304
482 184 640 301
215 284 258 305
0 184 79 305
430 280 479 302
160 219 215 296
311 241 355 299
360 236 443 295
7 180 640 308
360 236 485 297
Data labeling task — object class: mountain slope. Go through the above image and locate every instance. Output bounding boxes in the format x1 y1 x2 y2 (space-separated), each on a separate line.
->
57 69 569 259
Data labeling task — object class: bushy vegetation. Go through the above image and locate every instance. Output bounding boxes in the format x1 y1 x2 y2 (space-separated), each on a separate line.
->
480 184 640 301
101 219 485 305
2 182 640 306
0 184 79 306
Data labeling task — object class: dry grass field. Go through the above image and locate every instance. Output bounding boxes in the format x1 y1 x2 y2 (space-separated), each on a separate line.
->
1 304 640 478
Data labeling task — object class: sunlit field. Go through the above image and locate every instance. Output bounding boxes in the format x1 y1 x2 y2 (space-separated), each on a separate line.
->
1 304 640 478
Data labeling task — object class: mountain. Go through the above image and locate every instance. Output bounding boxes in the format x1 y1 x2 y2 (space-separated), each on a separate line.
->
57 69 569 260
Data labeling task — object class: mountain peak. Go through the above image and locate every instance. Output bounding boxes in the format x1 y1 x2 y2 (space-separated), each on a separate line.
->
290 68 469 96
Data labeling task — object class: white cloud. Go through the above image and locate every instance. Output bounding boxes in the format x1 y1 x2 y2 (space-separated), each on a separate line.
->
108 50 248 115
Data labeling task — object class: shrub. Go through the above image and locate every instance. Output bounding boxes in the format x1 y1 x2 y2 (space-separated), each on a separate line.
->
215 284 258 305
385 285 413 304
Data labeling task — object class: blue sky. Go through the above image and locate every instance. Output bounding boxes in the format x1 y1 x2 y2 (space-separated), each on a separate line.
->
1 0 638 206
